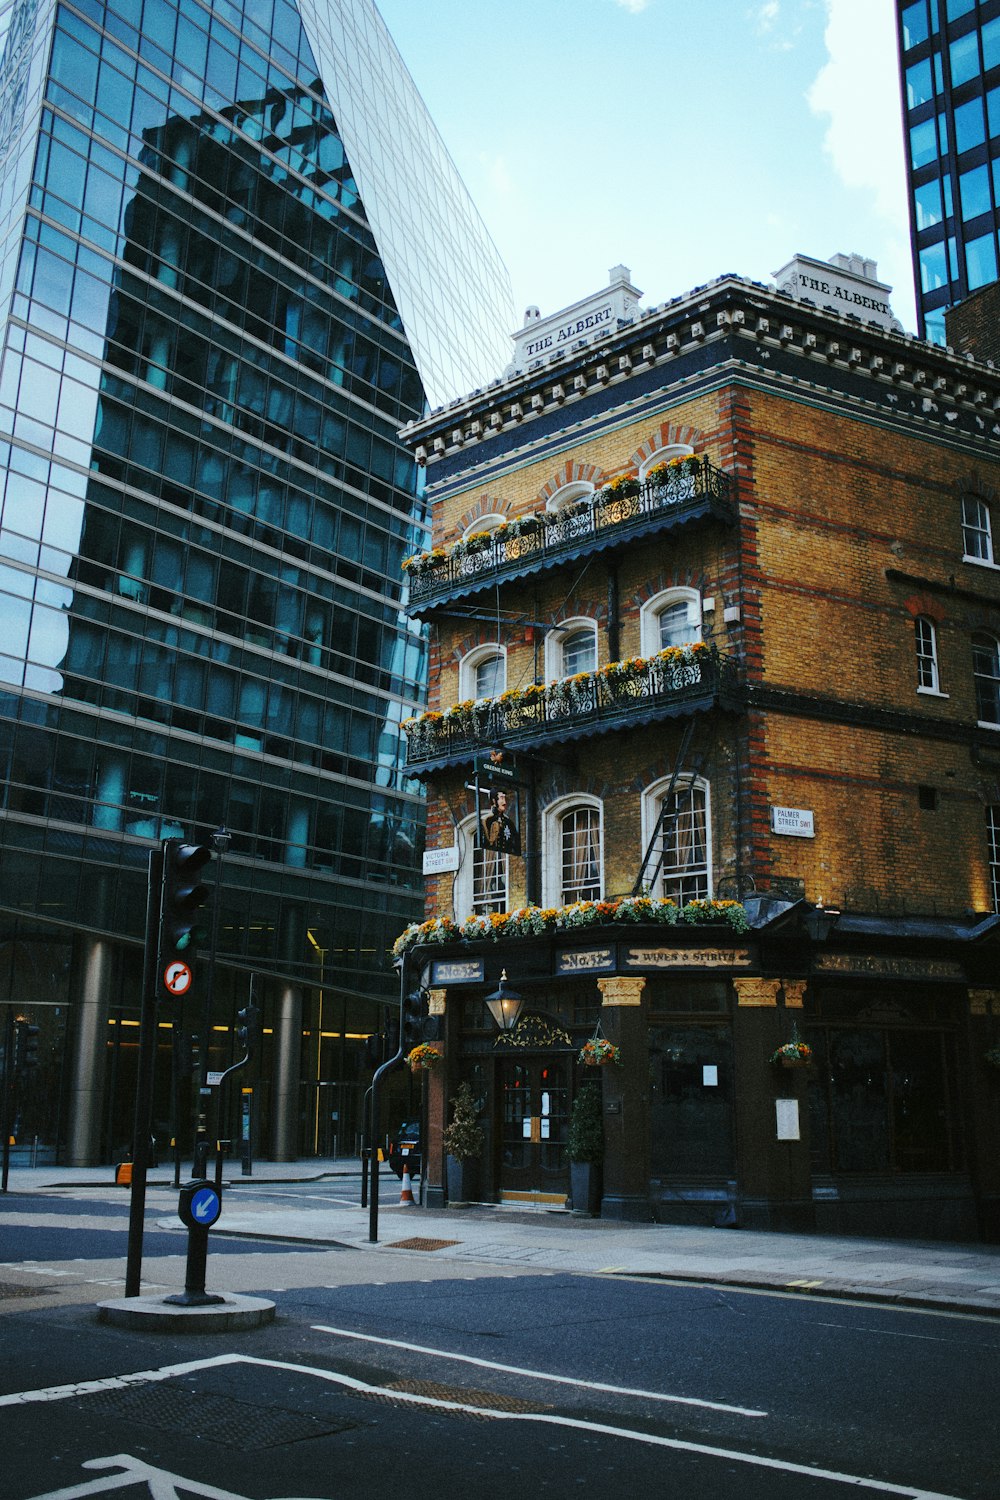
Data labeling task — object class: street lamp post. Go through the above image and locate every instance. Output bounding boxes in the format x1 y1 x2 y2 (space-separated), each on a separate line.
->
193 826 231 1177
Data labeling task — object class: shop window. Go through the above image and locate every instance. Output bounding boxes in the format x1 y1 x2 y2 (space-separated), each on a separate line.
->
915 615 941 693
973 633 1000 725
807 1026 963 1174
962 495 993 563
988 806 999 913
642 777 711 904
641 587 701 656
544 797 602 906
649 1025 734 1176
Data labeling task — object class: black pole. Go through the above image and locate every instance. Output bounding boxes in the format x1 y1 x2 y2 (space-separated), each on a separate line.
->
1 1008 14 1194
368 950 412 1243
125 846 164 1298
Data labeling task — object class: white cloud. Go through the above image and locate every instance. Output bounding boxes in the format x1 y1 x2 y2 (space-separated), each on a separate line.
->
807 0 908 225
755 0 781 29
613 0 651 12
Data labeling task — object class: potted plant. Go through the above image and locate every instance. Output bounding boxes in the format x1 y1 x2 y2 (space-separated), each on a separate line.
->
769 1038 813 1068
406 1043 441 1073
578 1037 621 1068
443 1081 485 1206
567 1083 604 1216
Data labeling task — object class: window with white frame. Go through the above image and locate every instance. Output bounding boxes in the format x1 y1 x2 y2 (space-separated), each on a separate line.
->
643 776 711 903
638 443 694 482
455 816 508 917
544 618 597 680
641 587 701 656
973 633 1000 725
543 796 602 906
546 481 594 513
915 615 940 692
988 806 999 913
962 497 994 563
559 804 602 903
459 644 506 702
463 513 506 540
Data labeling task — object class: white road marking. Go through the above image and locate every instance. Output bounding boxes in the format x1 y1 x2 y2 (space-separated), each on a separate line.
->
0 1354 968 1498
311 1323 767 1416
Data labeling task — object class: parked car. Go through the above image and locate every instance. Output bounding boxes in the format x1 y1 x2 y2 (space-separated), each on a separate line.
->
387 1119 421 1178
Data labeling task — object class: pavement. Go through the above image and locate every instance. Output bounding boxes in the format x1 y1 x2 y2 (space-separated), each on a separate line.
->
5 1159 1000 1319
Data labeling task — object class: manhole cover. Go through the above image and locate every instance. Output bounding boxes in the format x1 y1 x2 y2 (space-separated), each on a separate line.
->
386 1237 460 1251
75 1385 361 1446
0 1281 47 1299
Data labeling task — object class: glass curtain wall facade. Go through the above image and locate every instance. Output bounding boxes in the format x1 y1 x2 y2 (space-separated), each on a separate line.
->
896 0 1000 343
0 0 514 1166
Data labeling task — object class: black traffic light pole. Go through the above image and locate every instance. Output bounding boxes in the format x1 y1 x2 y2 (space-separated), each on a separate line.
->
125 845 164 1297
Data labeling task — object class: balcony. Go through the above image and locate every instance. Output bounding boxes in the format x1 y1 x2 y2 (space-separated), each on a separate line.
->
403 644 743 772
404 459 734 615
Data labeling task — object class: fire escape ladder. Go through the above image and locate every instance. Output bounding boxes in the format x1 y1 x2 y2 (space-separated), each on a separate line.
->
632 721 705 897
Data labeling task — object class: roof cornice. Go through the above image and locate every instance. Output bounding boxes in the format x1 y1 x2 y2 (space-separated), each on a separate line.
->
399 275 1000 465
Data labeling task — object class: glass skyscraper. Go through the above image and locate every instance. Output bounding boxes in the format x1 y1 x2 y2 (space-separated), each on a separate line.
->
0 0 513 1165
896 0 1000 343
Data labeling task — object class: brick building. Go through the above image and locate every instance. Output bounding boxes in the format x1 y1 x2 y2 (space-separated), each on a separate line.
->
394 264 1000 1241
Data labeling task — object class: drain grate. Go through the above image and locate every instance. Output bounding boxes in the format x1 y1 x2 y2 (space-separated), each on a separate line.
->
386 1379 543 1414
75 1385 362 1447
0 1281 48 1299
386 1237 460 1251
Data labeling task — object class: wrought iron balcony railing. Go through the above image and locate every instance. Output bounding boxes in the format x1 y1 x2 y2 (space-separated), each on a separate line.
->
403 644 742 770
404 459 734 614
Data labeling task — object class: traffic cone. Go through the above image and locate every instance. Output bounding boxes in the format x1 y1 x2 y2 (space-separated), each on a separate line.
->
399 1164 416 1206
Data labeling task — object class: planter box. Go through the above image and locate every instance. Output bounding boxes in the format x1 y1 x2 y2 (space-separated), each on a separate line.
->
569 1161 602 1217
446 1154 481 1206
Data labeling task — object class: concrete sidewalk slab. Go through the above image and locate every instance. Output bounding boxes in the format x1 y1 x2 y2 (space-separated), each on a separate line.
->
6 1161 1000 1319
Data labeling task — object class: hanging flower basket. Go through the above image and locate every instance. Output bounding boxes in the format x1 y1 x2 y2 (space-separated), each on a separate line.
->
407 1044 442 1072
769 1040 813 1068
579 1038 621 1068
984 1046 1000 1070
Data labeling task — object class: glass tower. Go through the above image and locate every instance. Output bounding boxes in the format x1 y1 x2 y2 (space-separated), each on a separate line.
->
896 0 1000 343
0 0 514 1165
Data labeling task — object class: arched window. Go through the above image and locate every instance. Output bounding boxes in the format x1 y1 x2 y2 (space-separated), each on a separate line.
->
642 776 711 903
638 443 694 483
544 617 597 681
640 587 702 657
973 633 1000 725
546 480 594 513
915 616 941 693
454 815 508 917
543 796 603 906
462 513 506 540
459 644 506 701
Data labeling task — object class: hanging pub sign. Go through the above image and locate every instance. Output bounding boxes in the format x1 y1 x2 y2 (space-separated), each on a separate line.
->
474 775 522 857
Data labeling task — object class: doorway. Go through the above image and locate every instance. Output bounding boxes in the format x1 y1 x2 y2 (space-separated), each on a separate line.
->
499 1055 571 1202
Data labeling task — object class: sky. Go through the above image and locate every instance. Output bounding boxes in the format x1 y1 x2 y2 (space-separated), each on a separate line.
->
376 0 917 335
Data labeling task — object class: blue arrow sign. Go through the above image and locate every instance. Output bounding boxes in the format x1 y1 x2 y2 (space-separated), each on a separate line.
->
191 1186 220 1224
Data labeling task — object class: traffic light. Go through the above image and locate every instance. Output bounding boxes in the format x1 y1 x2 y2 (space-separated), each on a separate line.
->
235 1001 261 1059
17 1023 39 1072
401 987 429 1048
158 839 212 999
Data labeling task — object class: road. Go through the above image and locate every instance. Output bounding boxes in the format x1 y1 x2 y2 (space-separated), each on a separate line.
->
0 1176 997 1499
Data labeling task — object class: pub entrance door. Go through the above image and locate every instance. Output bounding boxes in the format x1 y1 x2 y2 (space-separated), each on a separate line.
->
499 1055 571 1202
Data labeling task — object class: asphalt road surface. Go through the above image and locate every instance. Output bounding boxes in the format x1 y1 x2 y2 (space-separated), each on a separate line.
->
1 1183 997 1500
